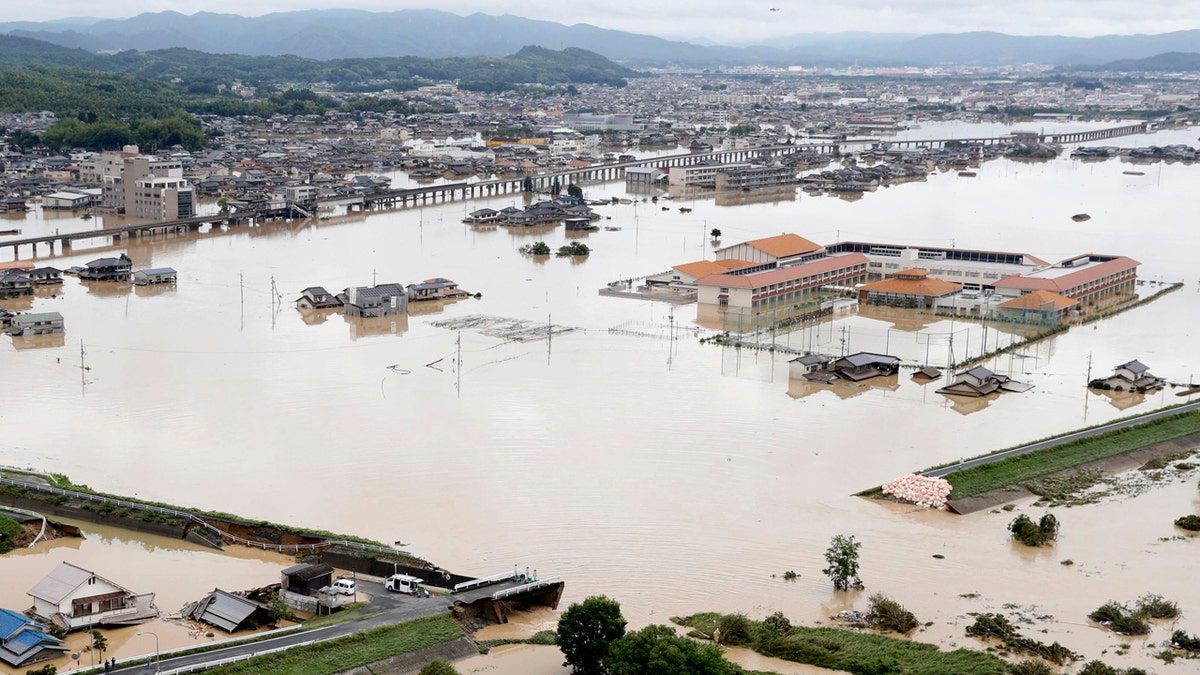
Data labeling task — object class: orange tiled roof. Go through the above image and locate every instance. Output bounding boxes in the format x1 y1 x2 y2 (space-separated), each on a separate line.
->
998 289 1078 310
673 259 755 279
860 276 961 297
742 233 822 258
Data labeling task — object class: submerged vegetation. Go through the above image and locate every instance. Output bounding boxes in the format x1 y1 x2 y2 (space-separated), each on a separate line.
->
964 613 1079 665
1086 595 1177 636
674 612 1010 675
1008 513 1059 547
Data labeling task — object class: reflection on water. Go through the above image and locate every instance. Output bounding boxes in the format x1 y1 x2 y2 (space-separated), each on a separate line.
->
2 127 1200 671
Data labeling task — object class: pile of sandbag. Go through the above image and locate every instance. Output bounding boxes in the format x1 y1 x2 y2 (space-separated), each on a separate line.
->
881 474 952 510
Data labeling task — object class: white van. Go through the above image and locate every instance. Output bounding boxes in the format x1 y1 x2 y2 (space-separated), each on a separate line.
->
384 574 423 595
332 578 356 595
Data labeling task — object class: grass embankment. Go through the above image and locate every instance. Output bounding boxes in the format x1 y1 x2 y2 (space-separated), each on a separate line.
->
675 613 1009 675
203 613 463 675
0 468 416 558
0 514 24 553
946 411 1200 500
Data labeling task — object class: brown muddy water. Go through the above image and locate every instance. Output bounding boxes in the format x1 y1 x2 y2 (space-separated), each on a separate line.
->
3 124 1200 672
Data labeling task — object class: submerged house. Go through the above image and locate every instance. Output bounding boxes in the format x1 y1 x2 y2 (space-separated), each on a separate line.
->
0 270 33 297
342 283 408 318
296 286 342 309
937 365 1033 398
788 354 832 379
407 278 468 301
1089 359 1166 392
132 267 177 286
79 257 132 282
26 562 158 630
188 589 270 633
0 608 68 668
27 267 63 285
829 352 901 382
5 312 64 336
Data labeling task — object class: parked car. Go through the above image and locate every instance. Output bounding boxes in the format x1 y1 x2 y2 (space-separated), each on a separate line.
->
384 574 423 595
332 578 356 595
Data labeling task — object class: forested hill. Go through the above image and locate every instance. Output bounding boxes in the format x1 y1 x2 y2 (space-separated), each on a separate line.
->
0 36 637 90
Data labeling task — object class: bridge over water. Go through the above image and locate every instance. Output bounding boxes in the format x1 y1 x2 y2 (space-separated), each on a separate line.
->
2 122 1150 261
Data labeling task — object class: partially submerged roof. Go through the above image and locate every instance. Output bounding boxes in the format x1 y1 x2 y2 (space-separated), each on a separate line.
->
281 562 334 582
1118 359 1150 374
195 589 261 633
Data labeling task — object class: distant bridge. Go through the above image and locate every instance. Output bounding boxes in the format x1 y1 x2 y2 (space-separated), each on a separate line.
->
1 122 1150 261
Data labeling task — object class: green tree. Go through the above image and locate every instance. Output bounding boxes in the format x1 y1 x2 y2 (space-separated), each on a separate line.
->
710 228 722 239
822 534 863 591
605 624 737 675
418 658 459 675
90 629 107 655
567 183 583 198
557 595 626 674
551 178 562 195
522 175 534 192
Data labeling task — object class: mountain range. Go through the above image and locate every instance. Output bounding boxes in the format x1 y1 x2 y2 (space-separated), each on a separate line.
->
2 10 1200 68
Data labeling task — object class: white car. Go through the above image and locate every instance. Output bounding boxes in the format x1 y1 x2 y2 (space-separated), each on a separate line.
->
384 574 423 595
331 578 356 595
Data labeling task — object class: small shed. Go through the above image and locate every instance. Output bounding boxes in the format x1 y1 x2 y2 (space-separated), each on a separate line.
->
281 563 334 596
42 192 91 210
132 268 177 286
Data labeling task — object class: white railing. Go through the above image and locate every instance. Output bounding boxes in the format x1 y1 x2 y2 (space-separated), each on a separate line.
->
492 577 562 600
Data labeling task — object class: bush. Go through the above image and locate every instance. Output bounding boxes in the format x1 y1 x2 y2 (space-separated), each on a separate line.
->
1088 602 1149 636
965 614 1078 665
1008 661 1054 675
868 594 919 634
1076 661 1148 675
418 658 458 675
1171 629 1200 652
1174 514 1200 531
1133 593 1179 620
557 242 590 257
715 613 753 646
527 630 557 646
1009 513 1058 546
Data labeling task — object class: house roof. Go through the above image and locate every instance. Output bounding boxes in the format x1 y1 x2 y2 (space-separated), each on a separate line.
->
0 608 31 641
860 275 962 298
196 589 260 633
85 257 130 268
995 255 1139 294
136 267 177 276
695 253 868 290
963 365 995 380
672 260 754 280
282 562 334 582
27 562 97 604
738 233 822 259
997 289 1077 310
837 352 900 368
1118 359 1150 374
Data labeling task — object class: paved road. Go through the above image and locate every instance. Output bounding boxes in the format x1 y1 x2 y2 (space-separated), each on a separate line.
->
925 400 1200 478
116 583 453 674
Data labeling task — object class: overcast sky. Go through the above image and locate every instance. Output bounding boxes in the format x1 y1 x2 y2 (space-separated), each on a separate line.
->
8 1 1200 43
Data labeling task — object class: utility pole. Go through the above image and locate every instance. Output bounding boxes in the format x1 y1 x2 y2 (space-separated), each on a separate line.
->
456 330 462 397
1086 352 1093 386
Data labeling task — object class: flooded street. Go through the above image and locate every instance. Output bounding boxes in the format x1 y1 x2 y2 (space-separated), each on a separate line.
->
3 123 1200 672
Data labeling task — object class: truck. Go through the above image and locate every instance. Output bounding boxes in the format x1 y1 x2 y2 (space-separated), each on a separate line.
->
384 574 423 595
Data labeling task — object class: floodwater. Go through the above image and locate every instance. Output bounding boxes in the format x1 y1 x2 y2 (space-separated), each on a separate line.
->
3 123 1200 673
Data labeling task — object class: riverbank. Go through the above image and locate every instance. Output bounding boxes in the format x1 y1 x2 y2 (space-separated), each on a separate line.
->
860 409 1200 513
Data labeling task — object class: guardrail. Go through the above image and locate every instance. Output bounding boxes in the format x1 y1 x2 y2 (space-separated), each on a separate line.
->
158 640 315 675
0 474 410 557
492 577 562 600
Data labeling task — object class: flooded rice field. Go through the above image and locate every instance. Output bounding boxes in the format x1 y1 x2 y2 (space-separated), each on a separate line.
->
2 125 1200 672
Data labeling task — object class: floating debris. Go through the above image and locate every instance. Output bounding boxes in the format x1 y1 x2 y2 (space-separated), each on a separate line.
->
1071 213 1091 222
432 314 578 341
